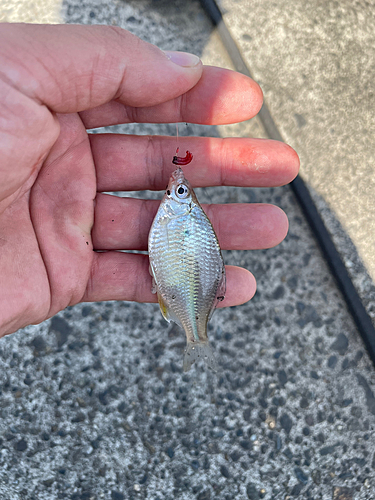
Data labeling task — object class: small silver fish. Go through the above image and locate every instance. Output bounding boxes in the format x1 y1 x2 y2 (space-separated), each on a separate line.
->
148 167 226 371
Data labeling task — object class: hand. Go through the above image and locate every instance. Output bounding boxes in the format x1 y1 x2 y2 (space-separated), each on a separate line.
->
0 23 299 336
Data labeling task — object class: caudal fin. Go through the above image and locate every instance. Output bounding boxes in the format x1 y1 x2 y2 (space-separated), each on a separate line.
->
183 341 217 372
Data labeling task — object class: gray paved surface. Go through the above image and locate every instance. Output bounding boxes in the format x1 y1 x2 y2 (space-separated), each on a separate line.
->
1 1 375 499
218 0 375 324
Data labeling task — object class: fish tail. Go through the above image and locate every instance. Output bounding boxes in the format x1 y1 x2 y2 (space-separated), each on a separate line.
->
183 341 217 372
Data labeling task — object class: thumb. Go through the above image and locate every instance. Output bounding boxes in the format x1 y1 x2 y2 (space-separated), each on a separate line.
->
0 23 203 113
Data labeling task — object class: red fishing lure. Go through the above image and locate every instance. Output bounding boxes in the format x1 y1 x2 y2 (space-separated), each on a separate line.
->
172 150 193 166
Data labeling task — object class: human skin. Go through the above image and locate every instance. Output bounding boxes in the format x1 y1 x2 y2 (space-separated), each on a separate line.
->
0 23 299 337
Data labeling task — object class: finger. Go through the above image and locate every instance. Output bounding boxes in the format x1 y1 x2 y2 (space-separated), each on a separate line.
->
82 252 255 308
1 24 203 113
80 66 263 128
92 194 288 251
90 135 299 192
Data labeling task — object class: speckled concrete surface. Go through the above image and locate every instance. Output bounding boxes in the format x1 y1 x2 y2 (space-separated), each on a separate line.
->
1 1 375 499
217 0 375 324
2 181 375 500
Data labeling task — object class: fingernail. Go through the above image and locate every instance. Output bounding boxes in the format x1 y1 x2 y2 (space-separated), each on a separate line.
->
164 50 201 68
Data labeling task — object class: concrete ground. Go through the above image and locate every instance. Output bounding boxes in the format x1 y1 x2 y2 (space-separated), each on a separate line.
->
217 0 375 328
0 1 375 499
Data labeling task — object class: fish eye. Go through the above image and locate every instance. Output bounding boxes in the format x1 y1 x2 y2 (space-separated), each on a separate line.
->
176 184 189 198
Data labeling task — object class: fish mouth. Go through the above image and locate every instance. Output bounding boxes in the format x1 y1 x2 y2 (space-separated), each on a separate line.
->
171 167 185 182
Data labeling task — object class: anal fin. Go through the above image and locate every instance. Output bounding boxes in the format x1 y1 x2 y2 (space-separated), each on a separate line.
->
208 264 226 322
157 293 171 323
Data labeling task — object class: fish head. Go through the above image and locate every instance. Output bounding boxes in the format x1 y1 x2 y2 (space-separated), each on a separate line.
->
162 167 196 215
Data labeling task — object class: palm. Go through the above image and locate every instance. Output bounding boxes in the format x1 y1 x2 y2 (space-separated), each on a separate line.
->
1 113 95 334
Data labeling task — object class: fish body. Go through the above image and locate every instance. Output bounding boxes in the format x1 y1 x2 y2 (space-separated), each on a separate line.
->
148 167 225 371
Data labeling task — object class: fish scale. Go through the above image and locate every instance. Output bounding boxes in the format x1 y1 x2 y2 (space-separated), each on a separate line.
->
148 167 225 371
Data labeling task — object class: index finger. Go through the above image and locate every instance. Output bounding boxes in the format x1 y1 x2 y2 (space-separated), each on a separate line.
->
80 65 263 129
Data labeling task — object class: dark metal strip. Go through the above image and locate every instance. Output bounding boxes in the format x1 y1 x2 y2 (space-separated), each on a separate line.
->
200 0 375 363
